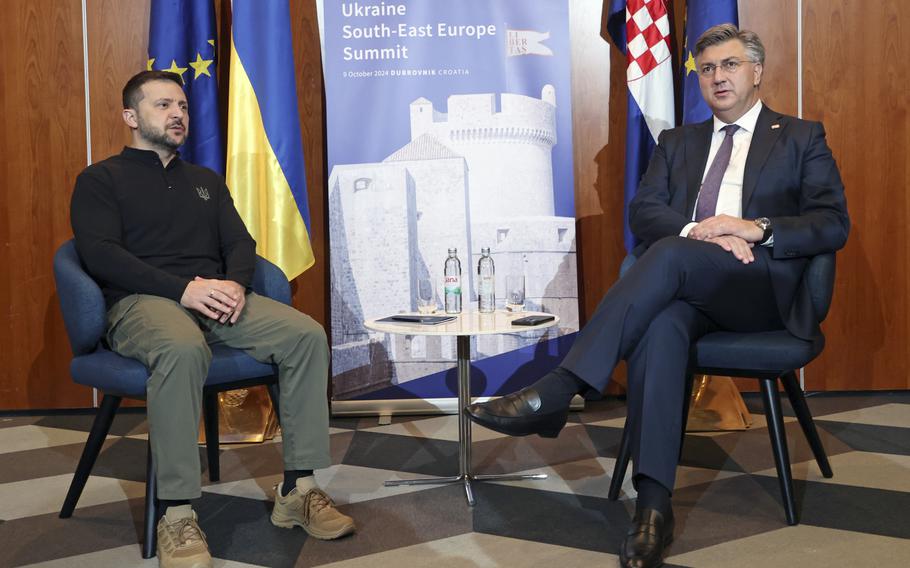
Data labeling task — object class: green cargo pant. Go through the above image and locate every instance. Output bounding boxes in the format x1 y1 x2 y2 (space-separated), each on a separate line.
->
106 292 330 500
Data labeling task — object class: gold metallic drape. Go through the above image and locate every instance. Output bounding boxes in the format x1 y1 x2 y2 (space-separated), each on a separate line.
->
198 386 279 444
199 376 751 444
686 375 753 431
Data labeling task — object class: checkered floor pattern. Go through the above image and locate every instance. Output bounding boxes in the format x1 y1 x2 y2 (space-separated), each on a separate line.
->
1 392 908 567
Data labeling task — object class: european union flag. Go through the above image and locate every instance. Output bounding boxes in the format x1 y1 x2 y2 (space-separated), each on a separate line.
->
681 1 739 124
148 0 222 173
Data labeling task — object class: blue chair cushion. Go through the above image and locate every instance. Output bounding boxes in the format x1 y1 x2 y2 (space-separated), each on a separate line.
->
71 349 149 397
71 345 277 398
694 330 825 374
54 241 108 357
207 345 277 387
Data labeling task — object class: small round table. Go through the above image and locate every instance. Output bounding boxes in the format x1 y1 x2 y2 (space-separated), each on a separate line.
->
364 309 560 505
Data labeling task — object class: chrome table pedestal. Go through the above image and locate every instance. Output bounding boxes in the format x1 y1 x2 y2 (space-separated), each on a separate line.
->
384 335 547 506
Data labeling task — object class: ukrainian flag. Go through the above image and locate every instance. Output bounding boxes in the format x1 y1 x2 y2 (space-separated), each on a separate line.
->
226 0 314 279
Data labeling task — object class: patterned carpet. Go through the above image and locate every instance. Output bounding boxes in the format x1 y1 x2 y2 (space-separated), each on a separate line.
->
1 392 908 567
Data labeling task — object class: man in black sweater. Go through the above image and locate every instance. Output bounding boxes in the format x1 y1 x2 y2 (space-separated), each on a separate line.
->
71 71 354 568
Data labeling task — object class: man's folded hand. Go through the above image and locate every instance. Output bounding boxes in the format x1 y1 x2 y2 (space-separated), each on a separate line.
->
689 214 763 242
181 278 246 323
705 235 755 264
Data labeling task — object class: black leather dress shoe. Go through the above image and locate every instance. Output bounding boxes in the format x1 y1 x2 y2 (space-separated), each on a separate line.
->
619 508 674 568
464 387 569 438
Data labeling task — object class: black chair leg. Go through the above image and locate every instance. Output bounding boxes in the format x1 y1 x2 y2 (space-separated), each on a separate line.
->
781 371 833 478
203 388 221 482
608 372 693 501
267 381 281 421
608 417 633 501
678 373 696 461
142 441 158 559
760 378 798 525
60 394 122 518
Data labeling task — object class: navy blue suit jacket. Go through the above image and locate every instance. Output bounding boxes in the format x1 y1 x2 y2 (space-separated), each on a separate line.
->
628 105 850 340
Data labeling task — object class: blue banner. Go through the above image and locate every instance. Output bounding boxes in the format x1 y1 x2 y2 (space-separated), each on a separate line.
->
148 0 222 173
681 1 739 124
319 0 579 401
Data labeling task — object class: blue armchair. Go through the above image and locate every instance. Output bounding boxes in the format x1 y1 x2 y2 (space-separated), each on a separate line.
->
53 239 291 558
607 252 836 525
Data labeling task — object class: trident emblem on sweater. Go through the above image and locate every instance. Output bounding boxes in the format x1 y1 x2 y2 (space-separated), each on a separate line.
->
195 186 210 201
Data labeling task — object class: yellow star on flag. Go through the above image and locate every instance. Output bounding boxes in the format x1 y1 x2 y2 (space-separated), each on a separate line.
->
147 58 155 71
189 53 214 79
685 51 697 76
163 59 188 81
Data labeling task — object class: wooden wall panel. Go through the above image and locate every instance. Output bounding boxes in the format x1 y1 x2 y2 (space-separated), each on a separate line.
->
802 0 910 390
572 2 634 393
2 1 907 410
87 0 150 162
289 0 329 328
0 0 90 409
572 1 626 324
739 0 798 116
84 0 151 409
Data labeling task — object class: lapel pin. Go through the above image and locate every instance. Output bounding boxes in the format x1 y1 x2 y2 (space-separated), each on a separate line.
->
771 124 780 129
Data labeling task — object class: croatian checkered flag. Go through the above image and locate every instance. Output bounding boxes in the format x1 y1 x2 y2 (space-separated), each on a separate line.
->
607 0 676 251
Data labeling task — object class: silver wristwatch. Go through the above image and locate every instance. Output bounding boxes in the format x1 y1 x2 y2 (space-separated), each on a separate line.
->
754 217 772 244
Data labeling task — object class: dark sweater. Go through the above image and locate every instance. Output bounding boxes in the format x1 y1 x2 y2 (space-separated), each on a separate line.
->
71 147 256 309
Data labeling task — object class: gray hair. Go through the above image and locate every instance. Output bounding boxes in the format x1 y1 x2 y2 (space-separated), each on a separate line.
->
694 23 765 65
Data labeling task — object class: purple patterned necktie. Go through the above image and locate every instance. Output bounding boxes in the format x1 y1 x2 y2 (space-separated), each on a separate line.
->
695 124 740 222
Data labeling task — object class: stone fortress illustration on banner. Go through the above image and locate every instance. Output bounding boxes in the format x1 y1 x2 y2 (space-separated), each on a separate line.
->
329 85 579 399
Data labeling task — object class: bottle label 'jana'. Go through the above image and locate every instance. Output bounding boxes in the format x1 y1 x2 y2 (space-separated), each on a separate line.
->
444 275 461 293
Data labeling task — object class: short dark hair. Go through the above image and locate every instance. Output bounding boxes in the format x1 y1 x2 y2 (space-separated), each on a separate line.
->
694 23 765 65
122 70 184 109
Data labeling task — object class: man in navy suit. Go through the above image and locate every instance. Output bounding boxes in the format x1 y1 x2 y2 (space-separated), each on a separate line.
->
467 24 849 568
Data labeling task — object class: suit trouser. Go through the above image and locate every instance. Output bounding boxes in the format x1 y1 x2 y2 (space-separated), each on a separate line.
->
561 237 784 492
105 292 330 500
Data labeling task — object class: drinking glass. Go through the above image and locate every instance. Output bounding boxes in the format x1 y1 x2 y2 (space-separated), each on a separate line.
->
416 278 437 314
505 274 525 312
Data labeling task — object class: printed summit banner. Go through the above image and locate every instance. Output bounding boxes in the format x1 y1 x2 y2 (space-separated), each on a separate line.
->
318 0 579 401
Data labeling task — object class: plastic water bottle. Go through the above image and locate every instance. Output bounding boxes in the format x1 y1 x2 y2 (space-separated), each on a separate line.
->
444 248 462 314
477 247 495 313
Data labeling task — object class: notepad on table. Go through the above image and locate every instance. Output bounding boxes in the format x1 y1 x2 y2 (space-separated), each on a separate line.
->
377 314 457 325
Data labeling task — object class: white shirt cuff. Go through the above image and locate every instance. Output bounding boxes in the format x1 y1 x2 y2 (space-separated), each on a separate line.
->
680 222 698 238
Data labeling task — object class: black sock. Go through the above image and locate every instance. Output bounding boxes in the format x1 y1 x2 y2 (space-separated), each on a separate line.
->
634 475 671 517
282 470 314 496
159 499 191 514
529 367 590 409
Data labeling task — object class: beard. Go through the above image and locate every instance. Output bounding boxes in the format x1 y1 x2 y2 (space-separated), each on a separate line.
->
137 114 186 151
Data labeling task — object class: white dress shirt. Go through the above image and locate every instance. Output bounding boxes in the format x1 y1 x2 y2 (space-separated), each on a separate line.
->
680 99 764 238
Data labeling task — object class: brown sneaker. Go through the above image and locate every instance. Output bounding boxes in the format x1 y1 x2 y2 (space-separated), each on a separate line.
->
271 484 356 540
156 509 213 568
